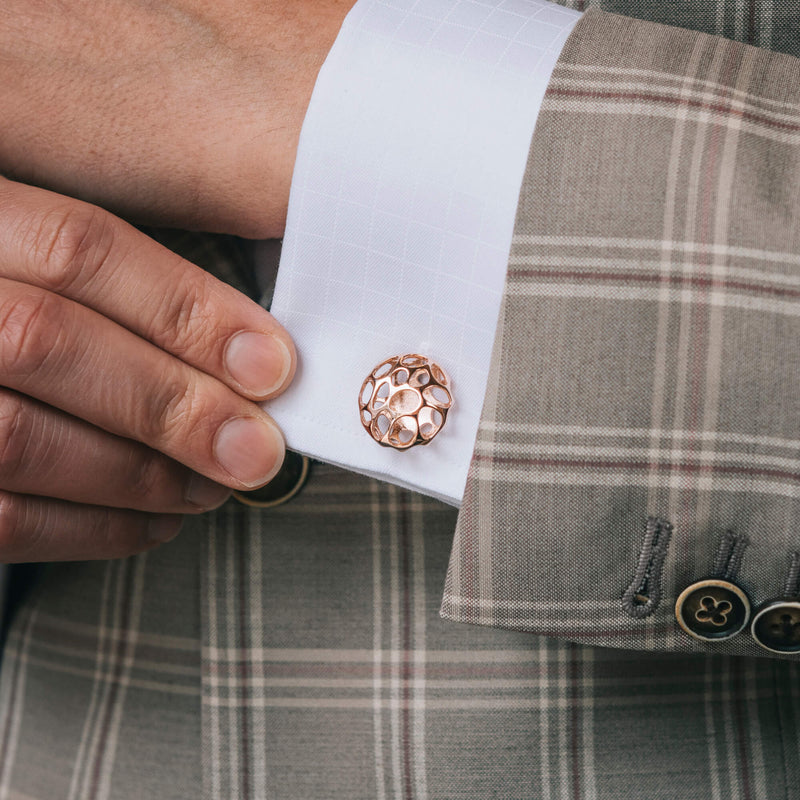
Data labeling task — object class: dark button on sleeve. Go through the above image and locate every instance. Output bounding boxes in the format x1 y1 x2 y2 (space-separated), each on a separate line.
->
675 579 751 642
232 451 310 509
751 600 800 654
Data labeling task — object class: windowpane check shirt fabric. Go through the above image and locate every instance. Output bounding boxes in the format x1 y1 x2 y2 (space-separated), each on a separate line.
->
266 0 580 505
1 3 800 799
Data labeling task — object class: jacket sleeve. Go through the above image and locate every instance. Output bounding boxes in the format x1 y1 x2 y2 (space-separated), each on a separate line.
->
441 8 800 659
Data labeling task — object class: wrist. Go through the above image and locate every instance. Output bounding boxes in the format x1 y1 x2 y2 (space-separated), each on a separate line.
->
197 4 358 239
0 0 356 238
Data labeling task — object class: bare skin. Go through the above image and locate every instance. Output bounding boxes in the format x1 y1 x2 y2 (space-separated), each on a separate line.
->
0 0 355 237
0 0 356 560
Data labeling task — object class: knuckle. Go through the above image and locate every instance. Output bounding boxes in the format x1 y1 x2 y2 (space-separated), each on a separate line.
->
25 204 115 295
154 277 218 358
0 290 65 378
0 390 30 481
136 377 202 448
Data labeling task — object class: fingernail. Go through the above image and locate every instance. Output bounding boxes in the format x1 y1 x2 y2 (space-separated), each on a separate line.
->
147 515 183 544
214 416 285 488
225 332 291 397
184 473 231 509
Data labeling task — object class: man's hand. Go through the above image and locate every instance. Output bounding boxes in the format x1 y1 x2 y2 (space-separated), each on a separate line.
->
0 0 355 238
0 176 296 562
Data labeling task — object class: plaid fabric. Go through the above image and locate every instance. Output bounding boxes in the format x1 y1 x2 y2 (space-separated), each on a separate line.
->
443 8 800 657
200 465 800 800
0 534 202 800
5 467 798 799
2 4 800 799
560 0 800 55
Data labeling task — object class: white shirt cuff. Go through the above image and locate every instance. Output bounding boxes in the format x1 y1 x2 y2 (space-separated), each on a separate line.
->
260 0 581 506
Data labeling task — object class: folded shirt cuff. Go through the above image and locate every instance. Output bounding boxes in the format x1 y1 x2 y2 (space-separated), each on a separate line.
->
260 0 581 505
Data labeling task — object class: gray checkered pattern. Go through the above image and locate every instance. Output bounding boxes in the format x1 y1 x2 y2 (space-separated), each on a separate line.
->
2 3 800 798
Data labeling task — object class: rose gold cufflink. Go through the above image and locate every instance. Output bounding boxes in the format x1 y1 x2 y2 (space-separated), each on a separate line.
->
358 354 452 450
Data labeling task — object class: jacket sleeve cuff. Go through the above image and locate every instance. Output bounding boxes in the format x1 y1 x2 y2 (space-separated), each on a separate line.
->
443 8 800 660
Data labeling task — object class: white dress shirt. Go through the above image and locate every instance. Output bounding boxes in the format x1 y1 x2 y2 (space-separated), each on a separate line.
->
259 0 581 505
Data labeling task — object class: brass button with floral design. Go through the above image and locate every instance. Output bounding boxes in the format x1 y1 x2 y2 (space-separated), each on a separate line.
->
674 579 751 642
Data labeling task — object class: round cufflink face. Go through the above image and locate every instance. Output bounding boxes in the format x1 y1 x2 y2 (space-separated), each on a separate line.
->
359 355 452 450
232 451 310 509
674 579 751 642
751 599 800 654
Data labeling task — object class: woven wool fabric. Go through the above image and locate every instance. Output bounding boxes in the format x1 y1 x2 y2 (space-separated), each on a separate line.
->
3 470 800 799
443 8 800 658
1 2 800 799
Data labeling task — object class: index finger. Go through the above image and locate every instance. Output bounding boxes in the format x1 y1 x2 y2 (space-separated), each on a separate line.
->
0 178 295 401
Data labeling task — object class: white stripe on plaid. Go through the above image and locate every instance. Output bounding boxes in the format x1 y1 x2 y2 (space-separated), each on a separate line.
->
409 492 429 800
537 637 552 800
475 442 800 472
721 660 742 800
551 63 799 111
507 255 800 288
581 646 597 800
512 235 800 266
66 561 116 800
67 556 147 800
693 39 756 591
204 513 222 800
203 647 610 661
94 558 146 800
370 480 387 800
556 644 569 798
223 517 240 800
479 422 800 451
387 487 403 800
24 612 198 653
0 654 198 696
538 98 800 144
0 606 38 798
505 282 800 318
470 464 800 500
248 507 268 798
547 75 800 120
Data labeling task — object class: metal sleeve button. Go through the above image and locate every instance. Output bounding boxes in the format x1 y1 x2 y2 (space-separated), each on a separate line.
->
232 450 310 509
674 579 751 642
751 600 800 654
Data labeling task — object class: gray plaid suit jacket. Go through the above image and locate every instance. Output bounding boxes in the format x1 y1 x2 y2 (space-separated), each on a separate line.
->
1 3 799 799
